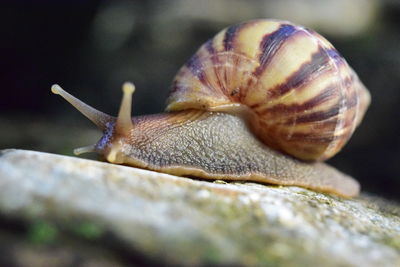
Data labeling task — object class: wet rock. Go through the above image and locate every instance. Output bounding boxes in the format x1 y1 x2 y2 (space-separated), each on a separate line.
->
0 149 399 266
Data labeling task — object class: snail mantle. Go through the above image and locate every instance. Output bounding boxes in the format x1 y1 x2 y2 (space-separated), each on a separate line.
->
0 149 399 267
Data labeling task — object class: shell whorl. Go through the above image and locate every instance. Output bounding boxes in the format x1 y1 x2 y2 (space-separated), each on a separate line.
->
166 19 370 161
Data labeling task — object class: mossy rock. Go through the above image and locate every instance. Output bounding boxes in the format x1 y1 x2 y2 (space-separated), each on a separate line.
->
0 149 399 266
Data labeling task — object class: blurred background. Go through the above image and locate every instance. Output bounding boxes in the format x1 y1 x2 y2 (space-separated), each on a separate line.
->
0 0 399 201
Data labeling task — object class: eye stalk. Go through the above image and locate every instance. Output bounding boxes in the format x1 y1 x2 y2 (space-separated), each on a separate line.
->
51 84 114 130
51 82 136 159
116 82 135 136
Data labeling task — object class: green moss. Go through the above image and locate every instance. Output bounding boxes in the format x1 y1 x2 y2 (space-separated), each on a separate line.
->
28 220 58 244
380 235 400 250
212 180 227 184
203 246 222 264
70 222 104 240
27 219 104 245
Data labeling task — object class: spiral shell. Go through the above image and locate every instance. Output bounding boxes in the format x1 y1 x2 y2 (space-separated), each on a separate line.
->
166 19 370 161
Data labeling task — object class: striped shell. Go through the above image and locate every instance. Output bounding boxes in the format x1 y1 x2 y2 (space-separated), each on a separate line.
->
166 19 370 161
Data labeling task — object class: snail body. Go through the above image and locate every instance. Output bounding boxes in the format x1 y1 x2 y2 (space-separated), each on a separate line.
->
52 19 370 198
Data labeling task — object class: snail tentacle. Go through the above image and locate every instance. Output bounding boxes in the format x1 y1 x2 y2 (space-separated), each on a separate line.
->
73 144 96 155
51 84 115 130
115 82 135 136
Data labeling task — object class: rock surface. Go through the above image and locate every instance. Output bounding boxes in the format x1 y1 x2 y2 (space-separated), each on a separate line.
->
0 149 399 266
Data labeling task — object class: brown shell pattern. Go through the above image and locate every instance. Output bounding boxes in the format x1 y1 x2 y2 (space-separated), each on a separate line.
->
166 19 370 161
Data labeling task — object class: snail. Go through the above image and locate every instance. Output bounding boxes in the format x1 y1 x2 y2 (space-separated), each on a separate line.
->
51 19 370 198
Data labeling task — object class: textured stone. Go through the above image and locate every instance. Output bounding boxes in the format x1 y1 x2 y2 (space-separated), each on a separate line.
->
0 149 399 266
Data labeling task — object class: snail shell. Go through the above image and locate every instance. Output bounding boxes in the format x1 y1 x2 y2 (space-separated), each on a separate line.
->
167 19 370 161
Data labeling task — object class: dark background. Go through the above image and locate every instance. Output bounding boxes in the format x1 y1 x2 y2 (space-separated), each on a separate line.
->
1 0 399 201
